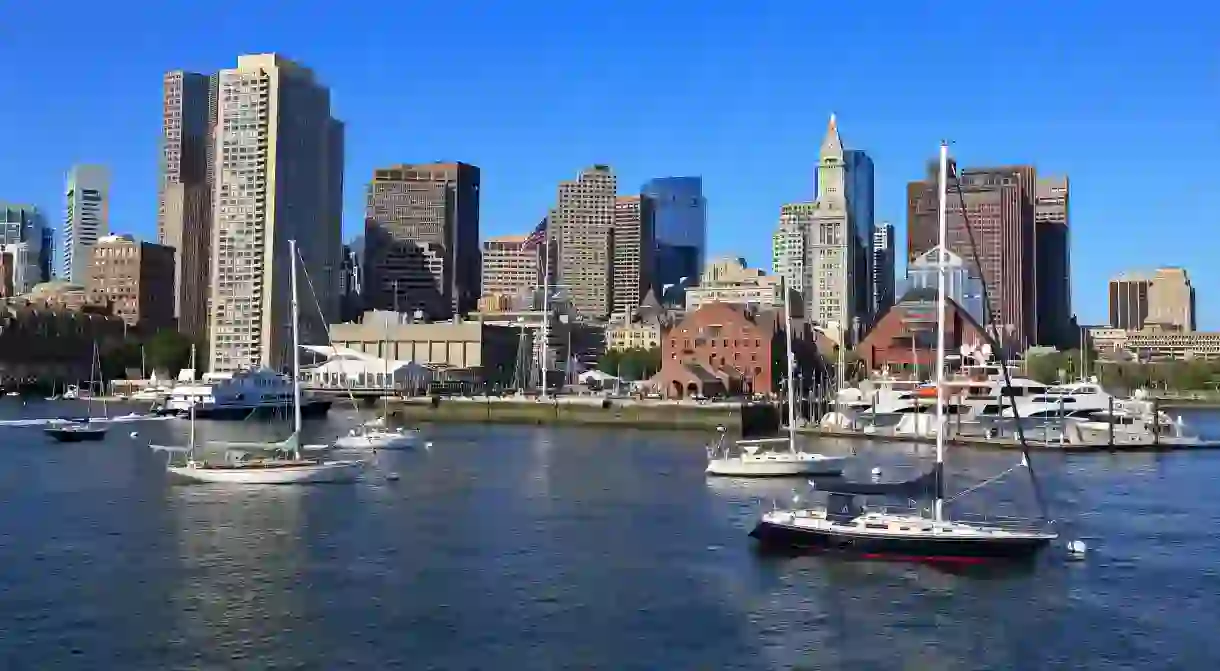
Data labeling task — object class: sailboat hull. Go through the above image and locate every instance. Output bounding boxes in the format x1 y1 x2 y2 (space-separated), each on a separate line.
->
749 519 1054 561
167 459 363 484
45 426 108 442
706 455 847 477
333 430 418 450
173 398 332 420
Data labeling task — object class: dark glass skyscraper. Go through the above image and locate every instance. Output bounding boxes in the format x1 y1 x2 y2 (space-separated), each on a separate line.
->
641 176 705 305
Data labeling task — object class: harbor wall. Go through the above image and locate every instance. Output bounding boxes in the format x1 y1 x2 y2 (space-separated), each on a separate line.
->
385 398 743 431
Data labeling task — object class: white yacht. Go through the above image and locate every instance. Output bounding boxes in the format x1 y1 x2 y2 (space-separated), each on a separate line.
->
163 369 332 420
1001 380 1114 420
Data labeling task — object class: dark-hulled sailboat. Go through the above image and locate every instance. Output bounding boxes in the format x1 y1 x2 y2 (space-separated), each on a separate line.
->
749 141 1057 562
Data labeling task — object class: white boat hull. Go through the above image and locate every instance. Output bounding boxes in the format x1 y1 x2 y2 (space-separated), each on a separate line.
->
333 430 418 450
168 459 363 484
706 454 848 477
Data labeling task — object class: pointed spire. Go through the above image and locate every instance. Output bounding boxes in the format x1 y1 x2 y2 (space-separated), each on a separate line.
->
820 112 843 159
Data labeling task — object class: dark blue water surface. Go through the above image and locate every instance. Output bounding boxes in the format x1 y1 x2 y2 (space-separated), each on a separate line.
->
1 399 1218 670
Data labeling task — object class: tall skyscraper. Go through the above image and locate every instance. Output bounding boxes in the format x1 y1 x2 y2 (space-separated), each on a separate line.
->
612 195 656 317
641 176 705 305
871 223 895 316
62 164 110 284
208 54 344 374
772 115 873 343
160 69 216 343
550 165 617 318
1034 176 1071 346
363 162 481 319
1109 272 1151 330
0 203 50 286
908 162 1036 349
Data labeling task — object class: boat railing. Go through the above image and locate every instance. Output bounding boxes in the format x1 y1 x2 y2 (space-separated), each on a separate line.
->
867 504 1054 532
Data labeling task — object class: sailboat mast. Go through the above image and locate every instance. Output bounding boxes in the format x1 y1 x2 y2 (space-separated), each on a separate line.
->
540 252 550 399
289 239 303 460
782 277 798 453
385 281 394 413
933 141 949 522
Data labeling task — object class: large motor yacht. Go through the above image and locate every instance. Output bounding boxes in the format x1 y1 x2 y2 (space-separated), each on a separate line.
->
162 369 332 420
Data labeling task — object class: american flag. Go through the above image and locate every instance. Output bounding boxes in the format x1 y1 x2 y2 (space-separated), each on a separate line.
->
521 218 547 251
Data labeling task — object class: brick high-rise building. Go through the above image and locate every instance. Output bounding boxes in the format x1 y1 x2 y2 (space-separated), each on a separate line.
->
550 165 616 318
612 195 655 317
1034 176 1071 346
908 162 1036 350
363 162 481 319
1147 267 1195 332
85 235 176 331
207 54 344 373
159 69 216 344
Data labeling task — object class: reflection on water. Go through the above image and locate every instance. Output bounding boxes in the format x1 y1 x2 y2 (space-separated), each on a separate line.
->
0 404 1218 668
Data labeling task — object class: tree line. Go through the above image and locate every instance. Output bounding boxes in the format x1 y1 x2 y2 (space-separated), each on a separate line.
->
1024 350 1220 392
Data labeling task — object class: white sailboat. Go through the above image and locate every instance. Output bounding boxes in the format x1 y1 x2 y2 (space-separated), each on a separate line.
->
750 142 1058 561
333 291 418 451
151 239 363 484
705 278 848 477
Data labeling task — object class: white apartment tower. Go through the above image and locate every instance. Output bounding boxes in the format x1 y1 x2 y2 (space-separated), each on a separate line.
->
208 54 344 373
62 164 110 283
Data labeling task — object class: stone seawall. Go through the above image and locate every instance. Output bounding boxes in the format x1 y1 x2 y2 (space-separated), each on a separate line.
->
385 398 742 432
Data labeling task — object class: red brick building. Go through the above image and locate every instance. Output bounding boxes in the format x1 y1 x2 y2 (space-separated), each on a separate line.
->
855 288 989 374
648 302 821 399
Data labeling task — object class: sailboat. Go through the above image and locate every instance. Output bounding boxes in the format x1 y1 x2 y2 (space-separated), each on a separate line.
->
749 142 1057 560
333 309 417 450
46 344 109 442
150 239 363 484
705 278 848 477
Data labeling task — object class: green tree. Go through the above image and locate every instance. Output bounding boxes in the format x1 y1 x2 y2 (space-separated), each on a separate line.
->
598 349 623 375
144 329 195 375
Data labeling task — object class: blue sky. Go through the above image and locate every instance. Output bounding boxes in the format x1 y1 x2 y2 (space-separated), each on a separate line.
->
1 2 1216 327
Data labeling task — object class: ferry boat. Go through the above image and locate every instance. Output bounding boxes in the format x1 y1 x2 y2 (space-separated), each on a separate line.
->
161 368 332 420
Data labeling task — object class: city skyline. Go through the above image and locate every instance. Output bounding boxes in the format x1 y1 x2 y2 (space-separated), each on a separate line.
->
1 4 1214 328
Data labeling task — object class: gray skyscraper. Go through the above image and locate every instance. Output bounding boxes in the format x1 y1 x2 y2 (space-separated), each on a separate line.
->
160 69 216 342
208 54 344 373
551 165 617 318
612 195 656 317
363 162 481 319
0 203 50 291
871 222 895 317
62 165 110 284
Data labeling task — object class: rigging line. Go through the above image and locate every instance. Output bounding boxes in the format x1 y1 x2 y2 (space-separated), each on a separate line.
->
951 167 1051 521
294 247 360 411
944 460 1025 504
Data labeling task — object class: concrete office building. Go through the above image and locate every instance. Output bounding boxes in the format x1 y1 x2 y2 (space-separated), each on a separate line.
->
908 162 1036 349
641 177 705 306
1034 176 1071 346
772 206 807 299
362 162 481 320
1109 272 1151 330
481 228 544 300
550 165 617 318
159 69 217 343
1147 267 1195 332
62 165 110 284
612 195 655 317
207 54 344 373
872 222 895 317
85 235 176 331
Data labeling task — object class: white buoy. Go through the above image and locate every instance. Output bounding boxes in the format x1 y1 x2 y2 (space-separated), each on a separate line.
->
386 472 401 482
129 431 139 439
871 466 883 478
1067 539 1088 560
424 441 434 450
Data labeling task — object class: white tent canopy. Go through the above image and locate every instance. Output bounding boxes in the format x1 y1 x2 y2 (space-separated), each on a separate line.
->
300 345 433 390
578 369 619 384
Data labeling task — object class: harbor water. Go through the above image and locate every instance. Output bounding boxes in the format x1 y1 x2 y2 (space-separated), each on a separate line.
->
1 399 1219 669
